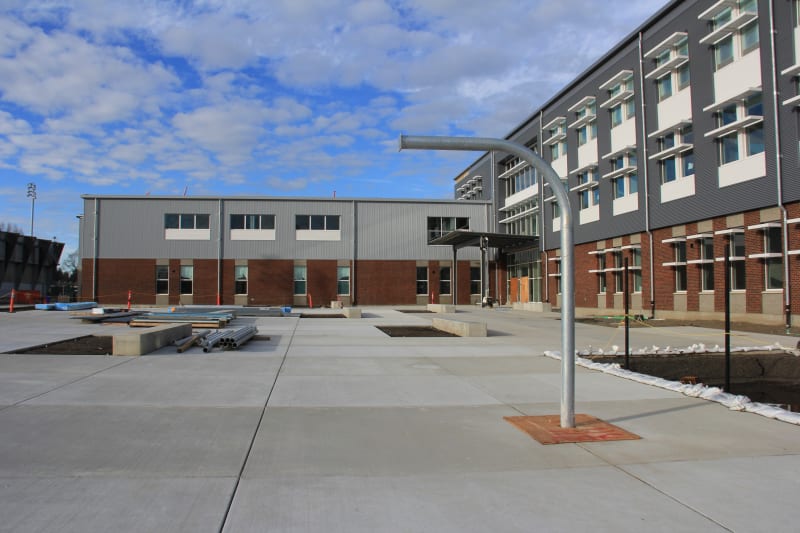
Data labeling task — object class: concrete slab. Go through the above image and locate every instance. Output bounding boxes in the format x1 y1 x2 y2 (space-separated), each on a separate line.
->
243 406 605 478
623 455 800 532
0 405 260 477
268 374 503 407
432 317 487 336
224 468 728 532
0 477 235 533
23 355 284 407
113 323 192 355
0 354 131 405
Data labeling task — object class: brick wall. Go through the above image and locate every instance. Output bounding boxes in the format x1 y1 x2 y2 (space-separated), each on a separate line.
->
248 259 294 306
307 260 337 307
355 260 417 305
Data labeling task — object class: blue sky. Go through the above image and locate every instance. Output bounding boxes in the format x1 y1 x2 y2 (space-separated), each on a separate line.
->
0 0 668 261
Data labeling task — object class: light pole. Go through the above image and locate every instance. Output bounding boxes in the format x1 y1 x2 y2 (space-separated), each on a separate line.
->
26 182 36 237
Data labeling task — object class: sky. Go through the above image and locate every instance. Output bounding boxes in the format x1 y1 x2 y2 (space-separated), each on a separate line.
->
0 0 669 262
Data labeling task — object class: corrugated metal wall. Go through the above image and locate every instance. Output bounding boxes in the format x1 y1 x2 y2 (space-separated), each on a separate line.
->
80 196 487 261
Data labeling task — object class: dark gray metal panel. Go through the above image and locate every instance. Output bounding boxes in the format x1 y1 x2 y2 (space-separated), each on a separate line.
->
647 0 778 230
774 0 800 202
356 201 485 260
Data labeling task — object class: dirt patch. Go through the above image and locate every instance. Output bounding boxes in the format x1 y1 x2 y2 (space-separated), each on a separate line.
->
300 314 346 318
376 326 458 337
396 310 434 314
586 351 800 411
576 316 800 337
9 335 113 355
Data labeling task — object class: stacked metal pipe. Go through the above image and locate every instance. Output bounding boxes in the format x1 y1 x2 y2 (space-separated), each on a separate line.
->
219 325 258 350
201 329 230 353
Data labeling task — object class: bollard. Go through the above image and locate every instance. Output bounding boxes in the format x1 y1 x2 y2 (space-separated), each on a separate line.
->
9 289 15 313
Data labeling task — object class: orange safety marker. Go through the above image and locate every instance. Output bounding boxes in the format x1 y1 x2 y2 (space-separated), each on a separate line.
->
127 289 132 310
9 289 15 313
308 293 313 308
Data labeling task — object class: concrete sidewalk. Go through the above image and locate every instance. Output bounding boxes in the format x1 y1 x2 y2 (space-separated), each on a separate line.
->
0 307 798 532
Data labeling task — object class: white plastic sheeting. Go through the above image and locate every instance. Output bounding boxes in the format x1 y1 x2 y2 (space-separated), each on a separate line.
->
544 346 800 426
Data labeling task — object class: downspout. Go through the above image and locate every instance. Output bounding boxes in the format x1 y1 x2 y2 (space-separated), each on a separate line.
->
491 150 501 303
352 199 357 305
217 198 223 306
540 109 549 304
638 31 656 318
769 0 791 328
92 197 99 302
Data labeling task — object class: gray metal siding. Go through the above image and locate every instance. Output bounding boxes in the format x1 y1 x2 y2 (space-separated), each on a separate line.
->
82 197 487 261
775 0 800 202
356 201 485 260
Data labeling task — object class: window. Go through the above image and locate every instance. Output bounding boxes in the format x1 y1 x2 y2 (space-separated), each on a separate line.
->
612 251 623 293
764 227 783 290
554 259 562 294
714 35 734 70
439 266 451 295
741 20 759 54
231 214 275 230
551 142 561 160
631 249 642 293
470 267 481 295
165 213 210 229
293 265 307 295
552 202 561 219
625 98 636 119
578 125 588 145
416 266 428 295
613 177 626 199
180 265 193 295
657 75 672 101
337 266 350 296
234 265 248 294
610 104 623 128
677 63 690 90
660 157 677 183
156 265 169 294
427 217 469 242
674 242 687 292
701 237 715 291
295 215 339 231
728 233 746 291
747 124 764 156
720 132 740 164
682 150 695 177
597 254 606 293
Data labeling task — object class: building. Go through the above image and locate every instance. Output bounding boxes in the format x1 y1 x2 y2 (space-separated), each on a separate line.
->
454 0 800 326
78 196 504 307
0 230 64 303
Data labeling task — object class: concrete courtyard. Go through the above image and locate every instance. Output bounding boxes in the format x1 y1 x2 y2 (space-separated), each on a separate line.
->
0 307 798 532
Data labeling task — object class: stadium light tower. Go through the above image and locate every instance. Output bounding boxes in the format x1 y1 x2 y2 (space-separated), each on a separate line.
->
27 182 36 237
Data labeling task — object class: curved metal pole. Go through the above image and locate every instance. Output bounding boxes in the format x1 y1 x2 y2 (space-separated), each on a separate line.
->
399 134 575 428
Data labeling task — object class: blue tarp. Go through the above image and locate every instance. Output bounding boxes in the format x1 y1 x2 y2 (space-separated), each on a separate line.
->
53 302 97 311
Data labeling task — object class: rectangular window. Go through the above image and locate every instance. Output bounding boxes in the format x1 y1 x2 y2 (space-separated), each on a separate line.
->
470 267 481 295
629 174 638 194
612 251 623 293
746 124 764 156
677 63 690 90
156 265 169 294
613 177 625 199
180 265 193 295
235 265 248 294
165 214 209 229
674 242 687 292
701 237 715 291
577 126 588 145
293 265 307 295
720 132 740 164
439 266 451 295
714 35 734 70
337 266 350 296
625 98 635 119
741 20 759 54
660 157 677 183
231 214 275 230
765 227 783 290
597 255 606 293
427 217 469 242
551 142 560 160
632 249 642 293
610 105 623 128
729 234 746 291
295 215 340 231
657 75 672 101
416 266 429 295
682 150 695 177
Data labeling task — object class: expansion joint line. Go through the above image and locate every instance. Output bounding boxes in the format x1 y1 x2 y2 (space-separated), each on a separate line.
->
0 355 136 413
217 315 300 533
576 444 734 532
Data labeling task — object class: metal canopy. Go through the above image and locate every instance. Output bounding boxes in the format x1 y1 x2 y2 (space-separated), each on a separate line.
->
429 230 538 253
